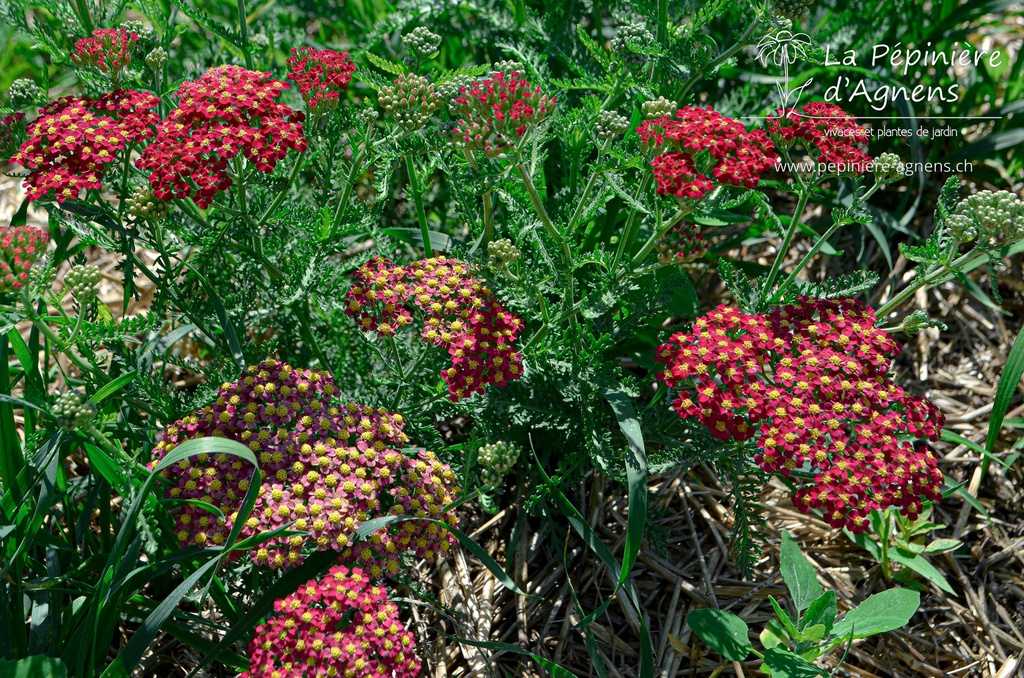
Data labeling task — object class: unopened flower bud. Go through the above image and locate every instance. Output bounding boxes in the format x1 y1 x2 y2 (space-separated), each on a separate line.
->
145 46 167 69
610 23 656 67
947 190 1024 247
596 110 630 139
491 59 525 74
404 26 442 59
872 152 904 184
487 238 521 270
64 264 102 301
478 441 519 487
126 184 169 222
8 79 45 109
52 391 98 431
642 96 677 119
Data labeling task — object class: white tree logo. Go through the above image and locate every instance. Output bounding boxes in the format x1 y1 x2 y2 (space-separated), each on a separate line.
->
756 30 814 110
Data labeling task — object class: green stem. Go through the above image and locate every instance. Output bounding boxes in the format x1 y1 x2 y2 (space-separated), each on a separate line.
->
761 188 810 304
73 0 93 33
656 0 669 46
679 17 761 100
256 151 305 228
516 167 577 320
770 182 883 303
406 155 433 257
874 250 980 320
329 139 370 239
611 172 652 272
237 0 254 69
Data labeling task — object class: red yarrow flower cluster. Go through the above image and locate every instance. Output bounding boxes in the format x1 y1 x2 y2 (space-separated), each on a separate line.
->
286 47 356 114
0 225 47 293
242 565 421 678
656 221 708 264
0 112 25 157
637 106 777 200
137 65 307 208
452 71 556 157
655 298 944 532
345 256 524 402
152 360 459 575
767 102 872 175
71 28 139 81
11 90 160 202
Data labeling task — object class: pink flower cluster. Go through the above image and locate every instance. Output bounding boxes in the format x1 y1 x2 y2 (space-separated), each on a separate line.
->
637 106 778 200
71 28 139 80
656 221 708 264
655 298 944 532
152 360 459 575
137 65 307 208
286 47 356 114
242 565 421 678
345 256 524 402
0 225 47 292
452 71 556 157
767 102 872 175
11 90 160 202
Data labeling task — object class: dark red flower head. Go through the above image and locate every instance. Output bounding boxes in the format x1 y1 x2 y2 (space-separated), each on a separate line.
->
637 106 778 200
286 47 356 114
137 65 307 208
71 28 139 80
655 298 944 533
11 90 160 202
767 102 872 175
0 225 48 292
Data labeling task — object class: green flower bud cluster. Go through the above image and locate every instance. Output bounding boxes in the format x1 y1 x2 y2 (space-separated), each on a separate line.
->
596 110 630 139
487 238 521 271
404 27 442 59
360 107 379 124
491 59 525 74
478 441 519 487
379 73 441 131
773 0 812 22
437 75 473 114
120 20 156 44
145 47 167 69
51 391 98 431
9 79 46 109
250 33 270 49
642 96 677 119
64 264 101 301
610 23 656 67
872 152 905 184
126 184 169 222
946 190 1024 247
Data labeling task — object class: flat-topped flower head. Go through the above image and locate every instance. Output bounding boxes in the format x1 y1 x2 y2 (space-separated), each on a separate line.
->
451 71 556 158
242 565 421 678
138 66 307 208
656 221 708 263
0 225 47 293
767 102 871 175
71 28 139 83
151 360 459 573
11 90 160 202
286 47 356 115
655 298 944 532
638 106 778 200
345 256 524 402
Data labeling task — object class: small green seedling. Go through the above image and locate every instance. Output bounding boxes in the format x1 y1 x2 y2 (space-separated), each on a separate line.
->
687 531 921 676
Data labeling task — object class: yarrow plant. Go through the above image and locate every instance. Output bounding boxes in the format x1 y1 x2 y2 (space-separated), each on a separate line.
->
0 225 48 292
345 256 524 402
656 221 708 263
152 360 459 574
11 90 160 202
638 106 778 199
451 71 556 157
137 65 306 207
242 565 421 678
285 47 356 115
655 298 945 532
70 28 139 84
767 102 872 175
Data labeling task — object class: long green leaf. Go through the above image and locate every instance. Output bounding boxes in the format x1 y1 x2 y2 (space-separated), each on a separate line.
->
441 634 581 677
986 328 1024 464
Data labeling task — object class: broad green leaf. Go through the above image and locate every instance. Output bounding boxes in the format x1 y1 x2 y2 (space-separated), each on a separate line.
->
887 550 955 594
763 648 828 677
923 539 961 554
830 588 920 640
800 624 826 643
0 656 68 678
686 609 752 661
801 590 837 635
770 595 799 638
760 619 788 650
780 531 822 613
